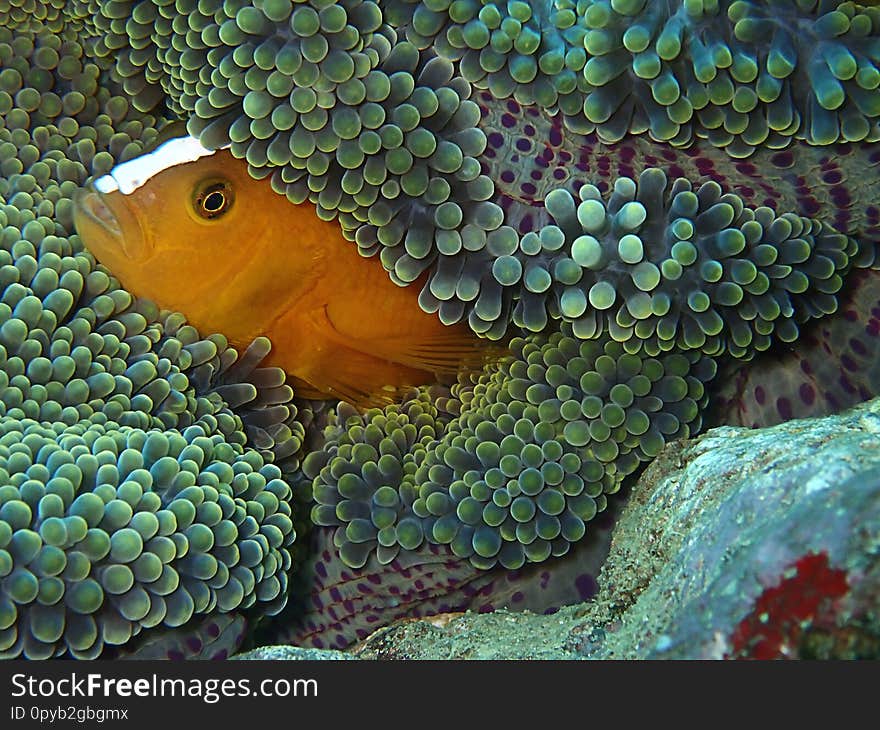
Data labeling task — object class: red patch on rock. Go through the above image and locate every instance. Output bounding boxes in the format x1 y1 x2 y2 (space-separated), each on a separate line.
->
727 553 848 659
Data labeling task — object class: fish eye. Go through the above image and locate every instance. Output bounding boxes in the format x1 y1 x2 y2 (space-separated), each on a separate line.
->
194 181 233 219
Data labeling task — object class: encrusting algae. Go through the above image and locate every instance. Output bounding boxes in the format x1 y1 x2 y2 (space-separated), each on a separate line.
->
73 134 502 408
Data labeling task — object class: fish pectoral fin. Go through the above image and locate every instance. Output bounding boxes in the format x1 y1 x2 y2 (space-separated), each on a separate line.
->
287 377 334 402
291 350 420 409
371 332 510 375
311 305 507 376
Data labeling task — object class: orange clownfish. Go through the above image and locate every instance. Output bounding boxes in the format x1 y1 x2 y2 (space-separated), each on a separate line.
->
72 134 501 407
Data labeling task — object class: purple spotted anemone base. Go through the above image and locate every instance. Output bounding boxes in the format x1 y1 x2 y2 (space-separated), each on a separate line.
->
270 495 620 650
478 93 880 242
714 269 880 428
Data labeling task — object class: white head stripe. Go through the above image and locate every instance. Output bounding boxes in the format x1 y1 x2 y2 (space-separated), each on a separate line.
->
93 136 230 195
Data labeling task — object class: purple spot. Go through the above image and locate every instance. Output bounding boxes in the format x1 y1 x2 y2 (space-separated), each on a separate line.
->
516 138 531 152
800 197 821 216
549 127 563 146
755 385 766 405
777 397 793 421
798 383 816 406
841 354 858 372
206 622 220 638
506 98 521 114
521 182 537 196
315 561 327 578
850 337 868 356
695 157 714 174
488 131 503 148
530 169 542 180
523 124 535 136
831 187 851 207
575 573 598 601
168 650 184 661
553 168 567 180
519 214 534 233
186 637 203 652
329 587 342 602
770 151 795 168
477 603 495 613
501 113 516 128
501 169 515 184
822 170 843 184
511 591 525 603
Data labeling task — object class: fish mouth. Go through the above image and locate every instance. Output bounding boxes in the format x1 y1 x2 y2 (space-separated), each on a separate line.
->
72 186 149 263
73 187 123 237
